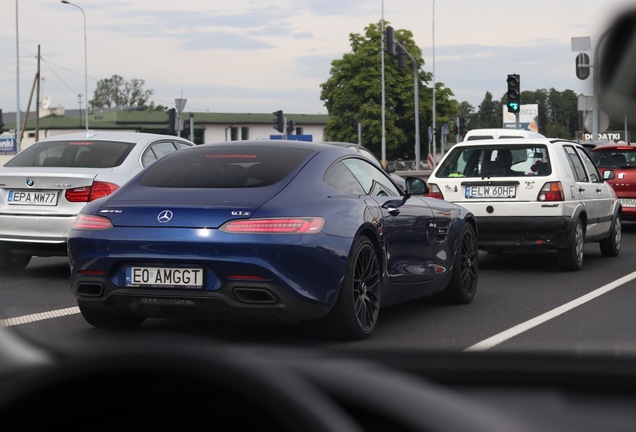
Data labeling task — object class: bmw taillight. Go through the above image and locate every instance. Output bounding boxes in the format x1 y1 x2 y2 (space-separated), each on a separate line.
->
425 183 445 200
537 182 564 202
220 217 324 234
73 214 113 230
65 182 119 202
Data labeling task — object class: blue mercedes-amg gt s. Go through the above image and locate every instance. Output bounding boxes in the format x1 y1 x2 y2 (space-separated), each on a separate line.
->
67 140 478 339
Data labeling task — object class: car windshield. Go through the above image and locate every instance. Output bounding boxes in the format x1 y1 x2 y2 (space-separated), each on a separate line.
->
3 2 636 430
435 144 550 177
590 148 636 168
5 140 135 168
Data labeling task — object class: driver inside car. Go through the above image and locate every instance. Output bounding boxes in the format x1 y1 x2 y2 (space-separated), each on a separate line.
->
495 149 523 176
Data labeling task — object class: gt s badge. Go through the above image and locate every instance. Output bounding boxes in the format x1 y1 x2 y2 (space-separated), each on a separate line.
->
231 211 251 216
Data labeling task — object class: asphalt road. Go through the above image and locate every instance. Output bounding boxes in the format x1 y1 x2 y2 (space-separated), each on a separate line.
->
3 222 636 354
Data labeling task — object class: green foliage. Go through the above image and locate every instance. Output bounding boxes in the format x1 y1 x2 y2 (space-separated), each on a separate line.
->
320 21 455 161
90 75 154 109
472 91 501 129
468 88 582 139
318 20 607 157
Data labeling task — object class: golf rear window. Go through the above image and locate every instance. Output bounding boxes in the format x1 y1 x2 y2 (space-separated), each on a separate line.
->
436 144 551 178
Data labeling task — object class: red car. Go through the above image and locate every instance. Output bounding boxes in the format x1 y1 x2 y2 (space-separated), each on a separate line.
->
589 143 636 220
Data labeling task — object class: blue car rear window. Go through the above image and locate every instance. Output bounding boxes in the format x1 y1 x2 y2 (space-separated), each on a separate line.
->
139 145 314 188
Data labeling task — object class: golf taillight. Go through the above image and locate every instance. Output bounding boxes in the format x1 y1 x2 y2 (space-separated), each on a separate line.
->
425 183 445 199
537 182 564 202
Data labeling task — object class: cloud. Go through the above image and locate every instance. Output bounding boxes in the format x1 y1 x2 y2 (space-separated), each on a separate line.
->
1 0 628 116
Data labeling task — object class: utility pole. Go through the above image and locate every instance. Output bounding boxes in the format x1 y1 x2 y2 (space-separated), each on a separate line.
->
381 0 386 167
175 97 187 137
592 29 610 141
36 45 41 140
15 0 21 151
393 39 421 170
432 0 436 170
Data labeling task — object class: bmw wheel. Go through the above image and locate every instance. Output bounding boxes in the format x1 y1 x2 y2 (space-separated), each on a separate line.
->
311 236 381 340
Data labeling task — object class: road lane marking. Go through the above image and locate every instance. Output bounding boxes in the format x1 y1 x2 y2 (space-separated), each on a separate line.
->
464 271 636 352
0 306 80 327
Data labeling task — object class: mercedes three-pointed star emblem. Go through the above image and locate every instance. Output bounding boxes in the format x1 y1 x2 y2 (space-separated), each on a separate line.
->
157 210 173 223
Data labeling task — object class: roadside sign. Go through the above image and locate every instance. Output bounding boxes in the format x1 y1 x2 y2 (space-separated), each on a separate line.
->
576 53 591 80
0 136 17 154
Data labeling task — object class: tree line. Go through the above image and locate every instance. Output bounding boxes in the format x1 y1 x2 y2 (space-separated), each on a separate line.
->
320 21 632 161
88 21 632 162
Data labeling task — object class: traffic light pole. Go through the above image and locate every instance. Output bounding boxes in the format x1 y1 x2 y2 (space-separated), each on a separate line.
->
394 40 421 170
592 27 610 141
273 110 285 135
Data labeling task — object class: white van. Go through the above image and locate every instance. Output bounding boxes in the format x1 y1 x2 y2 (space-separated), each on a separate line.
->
463 128 545 141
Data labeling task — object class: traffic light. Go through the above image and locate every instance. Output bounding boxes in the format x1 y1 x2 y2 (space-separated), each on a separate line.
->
506 74 520 114
286 119 296 135
385 26 395 56
397 45 406 69
167 108 176 135
273 110 284 133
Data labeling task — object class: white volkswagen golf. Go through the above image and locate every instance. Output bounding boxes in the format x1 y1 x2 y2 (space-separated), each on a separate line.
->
425 137 622 271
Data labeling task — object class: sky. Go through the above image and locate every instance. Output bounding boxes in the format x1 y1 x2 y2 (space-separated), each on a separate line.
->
1 0 634 117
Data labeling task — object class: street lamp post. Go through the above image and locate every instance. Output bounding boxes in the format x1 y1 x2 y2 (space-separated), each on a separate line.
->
394 42 421 169
381 0 386 167
431 0 436 168
175 98 187 137
15 0 22 150
61 0 89 136
592 28 611 141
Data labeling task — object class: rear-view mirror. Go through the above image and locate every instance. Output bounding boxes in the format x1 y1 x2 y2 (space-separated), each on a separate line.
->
599 6 636 119
405 176 429 195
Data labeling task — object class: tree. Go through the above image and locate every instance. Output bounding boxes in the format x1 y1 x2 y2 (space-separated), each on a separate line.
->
320 21 454 161
457 87 634 141
471 92 500 129
90 75 154 109
547 88 578 139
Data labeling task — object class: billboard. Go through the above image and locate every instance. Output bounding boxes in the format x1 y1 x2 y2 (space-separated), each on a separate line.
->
576 130 630 142
502 104 539 132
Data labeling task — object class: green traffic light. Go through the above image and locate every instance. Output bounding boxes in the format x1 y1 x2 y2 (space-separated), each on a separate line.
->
507 102 519 113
